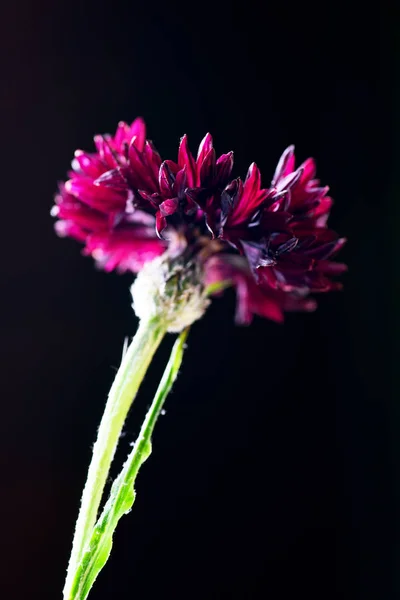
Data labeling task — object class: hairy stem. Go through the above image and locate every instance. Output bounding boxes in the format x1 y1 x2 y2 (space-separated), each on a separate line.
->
63 318 167 599
68 328 189 600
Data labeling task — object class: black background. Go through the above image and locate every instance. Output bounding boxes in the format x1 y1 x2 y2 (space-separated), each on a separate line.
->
0 1 396 599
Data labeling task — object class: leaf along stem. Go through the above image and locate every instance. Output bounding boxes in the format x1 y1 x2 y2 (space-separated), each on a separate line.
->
63 318 167 600
68 328 189 600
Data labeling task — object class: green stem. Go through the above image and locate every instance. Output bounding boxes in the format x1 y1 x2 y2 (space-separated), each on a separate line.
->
68 328 189 600
63 317 167 600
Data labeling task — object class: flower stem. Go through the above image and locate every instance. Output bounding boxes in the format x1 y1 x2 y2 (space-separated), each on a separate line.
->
63 317 167 600
67 327 190 600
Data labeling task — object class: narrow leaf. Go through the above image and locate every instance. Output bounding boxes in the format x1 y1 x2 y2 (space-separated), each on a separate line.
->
68 328 189 600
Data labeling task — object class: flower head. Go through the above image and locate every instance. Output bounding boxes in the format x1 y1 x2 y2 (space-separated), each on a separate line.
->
53 118 346 326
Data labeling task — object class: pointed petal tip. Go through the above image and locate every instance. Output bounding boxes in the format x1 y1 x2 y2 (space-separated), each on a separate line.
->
131 116 145 127
245 162 262 184
336 237 347 252
197 132 214 159
279 144 296 162
246 162 259 176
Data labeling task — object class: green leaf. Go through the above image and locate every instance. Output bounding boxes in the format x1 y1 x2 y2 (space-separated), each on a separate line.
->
67 328 189 600
64 318 166 599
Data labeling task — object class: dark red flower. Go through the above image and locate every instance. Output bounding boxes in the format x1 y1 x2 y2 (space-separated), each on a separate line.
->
53 118 346 323
219 147 347 299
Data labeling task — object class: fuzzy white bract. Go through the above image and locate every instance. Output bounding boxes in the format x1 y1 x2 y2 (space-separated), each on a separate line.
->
131 254 210 332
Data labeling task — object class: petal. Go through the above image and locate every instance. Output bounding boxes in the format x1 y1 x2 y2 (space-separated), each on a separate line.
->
137 189 161 209
225 164 268 227
199 148 216 185
174 166 187 198
113 121 132 150
204 255 284 324
197 133 213 165
298 157 316 183
128 142 158 192
129 117 146 151
216 151 234 185
53 199 107 232
72 151 106 178
159 198 179 216
93 135 119 169
144 140 163 179
94 168 129 190
220 178 240 224
65 178 127 212
316 260 348 275
271 145 295 185
159 161 176 196
86 228 164 273
275 167 303 193
178 134 196 187
55 220 87 241
155 211 167 237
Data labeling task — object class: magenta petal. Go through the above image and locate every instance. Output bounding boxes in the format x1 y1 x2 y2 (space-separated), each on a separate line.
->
174 166 187 197
313 196 333 225
94 168 129 190
114 121 132 150
144 140 163 180
137 189 161 209
275 168 303 193
129 117 146 152
178 135 196 187
128 142 158 192
235 278 284 324
73 151 105 178
197 133 213 165
93 135 119 169
224 164 268 227
301 238 343 260
244 162 261 196
54 200 107 231
216 151 234 184
65 178 127 211
155 212 167 237
317 260 348 275
199 148 216 185
159 161 176 196
205 255 285 324
271 145 296 185
55 220 87 242
85 229 164 273
159 198 179 216
298 157 316 182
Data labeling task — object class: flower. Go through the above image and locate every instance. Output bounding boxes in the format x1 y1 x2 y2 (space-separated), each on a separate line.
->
53 118 346 324
220 147 347 298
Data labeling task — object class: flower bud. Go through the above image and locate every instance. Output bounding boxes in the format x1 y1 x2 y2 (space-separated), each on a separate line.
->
131 254 210 332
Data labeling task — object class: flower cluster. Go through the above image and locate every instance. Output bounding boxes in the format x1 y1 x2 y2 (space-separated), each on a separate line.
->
52 117 346 323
